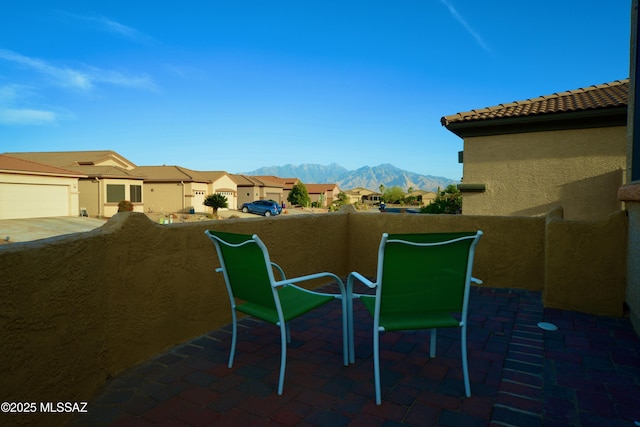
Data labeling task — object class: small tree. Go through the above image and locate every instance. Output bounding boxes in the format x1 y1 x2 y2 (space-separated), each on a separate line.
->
382 186 405 204
203 193 228 215
329 191 349 212
288 181 311 207
420 184 462 214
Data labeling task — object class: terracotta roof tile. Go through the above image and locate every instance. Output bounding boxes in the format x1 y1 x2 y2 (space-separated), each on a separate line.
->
441 79 628 126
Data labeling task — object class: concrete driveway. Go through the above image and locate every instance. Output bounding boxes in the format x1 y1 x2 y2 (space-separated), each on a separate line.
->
0 208 334 243
0 217 108 243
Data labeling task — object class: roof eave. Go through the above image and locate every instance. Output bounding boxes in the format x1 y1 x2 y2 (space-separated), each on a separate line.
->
443 107 627 138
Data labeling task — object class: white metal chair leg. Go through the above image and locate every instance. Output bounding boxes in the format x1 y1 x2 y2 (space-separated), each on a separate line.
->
348 296 355 364
228 310 238 368
373 329 381 405
430 329 437 358
461 325 471 397
341 295 349 366
278 322 287 395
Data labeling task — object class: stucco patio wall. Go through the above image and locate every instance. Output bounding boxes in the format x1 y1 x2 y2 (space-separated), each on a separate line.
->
347 209 546 291
544 209 628 316
0 209 627 426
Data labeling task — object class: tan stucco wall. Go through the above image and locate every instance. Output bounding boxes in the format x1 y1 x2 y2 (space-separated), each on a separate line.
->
0 209 627 425
348 210 546 291
462 126 627 220
78 180 100 217
143 182 184 213
544 209 628 316
237 186 259 207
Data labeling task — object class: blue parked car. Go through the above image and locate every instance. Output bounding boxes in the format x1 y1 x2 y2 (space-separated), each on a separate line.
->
241 200 282 216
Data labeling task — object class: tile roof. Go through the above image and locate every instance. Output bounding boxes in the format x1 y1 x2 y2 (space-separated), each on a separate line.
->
306 183 340 193
252 176 299 190
134 166 211 182
0 154 86 177
231 174 284 188
4 150 137 169
441 79 629 126
71 165 145 179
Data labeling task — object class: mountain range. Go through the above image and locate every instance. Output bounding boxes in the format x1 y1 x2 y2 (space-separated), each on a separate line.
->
240 163 459 192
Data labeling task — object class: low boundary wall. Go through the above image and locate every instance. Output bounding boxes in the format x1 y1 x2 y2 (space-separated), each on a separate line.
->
0 209 627 426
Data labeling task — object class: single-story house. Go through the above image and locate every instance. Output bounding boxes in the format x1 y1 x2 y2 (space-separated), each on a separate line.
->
252 176 299 208
343 187 382 205
410 189 437 206
232 175 284 209
0 154 87 219
306 183 341 207
198 171 238 212
4 150 145 218
134 166 211 214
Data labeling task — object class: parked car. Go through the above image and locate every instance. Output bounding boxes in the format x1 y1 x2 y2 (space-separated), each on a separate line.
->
241 200 282 216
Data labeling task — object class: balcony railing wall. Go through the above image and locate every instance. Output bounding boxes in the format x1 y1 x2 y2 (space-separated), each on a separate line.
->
0 208 627 426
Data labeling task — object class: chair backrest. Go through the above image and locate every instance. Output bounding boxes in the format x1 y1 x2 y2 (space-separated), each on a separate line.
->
376 231 483 317
205 230 278 310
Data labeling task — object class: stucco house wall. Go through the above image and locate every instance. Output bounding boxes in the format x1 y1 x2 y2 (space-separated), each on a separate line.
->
442 79 628 221
143 182 184 214
100 178 146 217
207 173 237 211
462 126 627 219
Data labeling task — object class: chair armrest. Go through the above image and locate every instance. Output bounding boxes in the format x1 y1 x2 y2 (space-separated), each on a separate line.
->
274 271 343 289
471 277 483 285
347 271 377 289
271 262 286 281
346 271 377 301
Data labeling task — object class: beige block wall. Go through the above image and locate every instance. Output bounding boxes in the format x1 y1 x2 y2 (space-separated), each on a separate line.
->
462 126 627 219
0 209 627 425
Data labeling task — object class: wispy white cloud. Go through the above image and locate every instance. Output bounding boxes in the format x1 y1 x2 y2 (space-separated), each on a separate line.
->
0 49 92 90
0 49 157 92
0 108 56 125
62 12 153 43
0 84 57 125
439 0 492 55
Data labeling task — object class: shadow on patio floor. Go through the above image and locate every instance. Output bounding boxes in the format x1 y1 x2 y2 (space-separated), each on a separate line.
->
70 285 640 426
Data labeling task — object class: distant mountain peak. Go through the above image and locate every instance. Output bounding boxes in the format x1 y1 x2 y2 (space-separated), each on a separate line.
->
240 163 458 192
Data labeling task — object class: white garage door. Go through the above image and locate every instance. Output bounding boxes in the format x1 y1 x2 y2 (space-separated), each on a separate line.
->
0 183 69 219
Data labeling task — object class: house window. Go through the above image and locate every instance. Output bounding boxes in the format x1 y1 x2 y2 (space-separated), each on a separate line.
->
130 185 142 203
106 184 126 203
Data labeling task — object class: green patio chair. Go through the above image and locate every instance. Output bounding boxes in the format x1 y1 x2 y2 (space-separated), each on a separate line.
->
347 231 483 405
204 230 348 395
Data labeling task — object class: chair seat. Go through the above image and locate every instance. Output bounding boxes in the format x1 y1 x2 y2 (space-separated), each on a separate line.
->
237 285 335 324
361 295 460 331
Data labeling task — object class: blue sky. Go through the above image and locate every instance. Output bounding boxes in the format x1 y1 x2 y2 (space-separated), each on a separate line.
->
0 1 631 180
